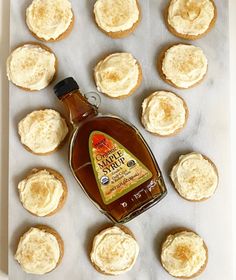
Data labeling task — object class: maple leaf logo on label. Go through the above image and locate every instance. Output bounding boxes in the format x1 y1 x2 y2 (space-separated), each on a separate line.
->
89 131 152 205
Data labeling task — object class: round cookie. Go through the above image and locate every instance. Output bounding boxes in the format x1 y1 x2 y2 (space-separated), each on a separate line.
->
90 225 139 275
158 44 208 89
6 43 57 91
18 109 69 155
165 0 217 40
94 52 142 99
15 225 64 275
93 0 141 38
161 229 208 279
141 91 189 137
170 152 219 201
18 168 68 217
26 0 74 42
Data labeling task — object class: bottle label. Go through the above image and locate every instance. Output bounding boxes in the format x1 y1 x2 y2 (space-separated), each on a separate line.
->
89 131 152 205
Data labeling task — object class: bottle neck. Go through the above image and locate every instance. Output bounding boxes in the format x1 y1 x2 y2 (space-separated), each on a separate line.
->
60 89 98 125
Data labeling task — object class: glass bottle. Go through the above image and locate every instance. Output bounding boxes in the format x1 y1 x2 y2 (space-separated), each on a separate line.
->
54 77 167 223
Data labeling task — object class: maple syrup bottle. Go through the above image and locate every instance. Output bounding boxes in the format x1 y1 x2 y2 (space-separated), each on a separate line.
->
54 77 167 223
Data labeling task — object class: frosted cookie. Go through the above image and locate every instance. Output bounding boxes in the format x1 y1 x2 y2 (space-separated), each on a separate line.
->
141 91 188 137
170 152 218 201
94 53 142 99
161 229 208 279
90 226 139 275
166 0 217 40
18 168 67 217
18 109 69 155
159 44 208 89
94 0 141 38
15 226 63 275
26 0 74 42
6 43 56 91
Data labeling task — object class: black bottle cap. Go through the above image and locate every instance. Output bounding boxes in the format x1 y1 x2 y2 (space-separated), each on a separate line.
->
54 77 79 99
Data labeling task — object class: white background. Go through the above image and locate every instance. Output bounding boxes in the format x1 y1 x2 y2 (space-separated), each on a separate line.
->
0 0 235 279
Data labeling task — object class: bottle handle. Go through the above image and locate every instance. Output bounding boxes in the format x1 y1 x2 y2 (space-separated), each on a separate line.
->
84 91 101 109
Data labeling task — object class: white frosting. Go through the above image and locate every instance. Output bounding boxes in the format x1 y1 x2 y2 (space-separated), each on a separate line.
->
15 227 61 274
162 44 208 88
90 226 139 275
141 91 187 136
171 153 218 200
94 53 140 98
18 109 68 154
94 0 139 32
18 170 64 216
6 44 56 90
26 0 73 40
161 231 207 277
168 0 215 36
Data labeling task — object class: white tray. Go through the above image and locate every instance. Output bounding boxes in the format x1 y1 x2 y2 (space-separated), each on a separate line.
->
9 0 233 279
